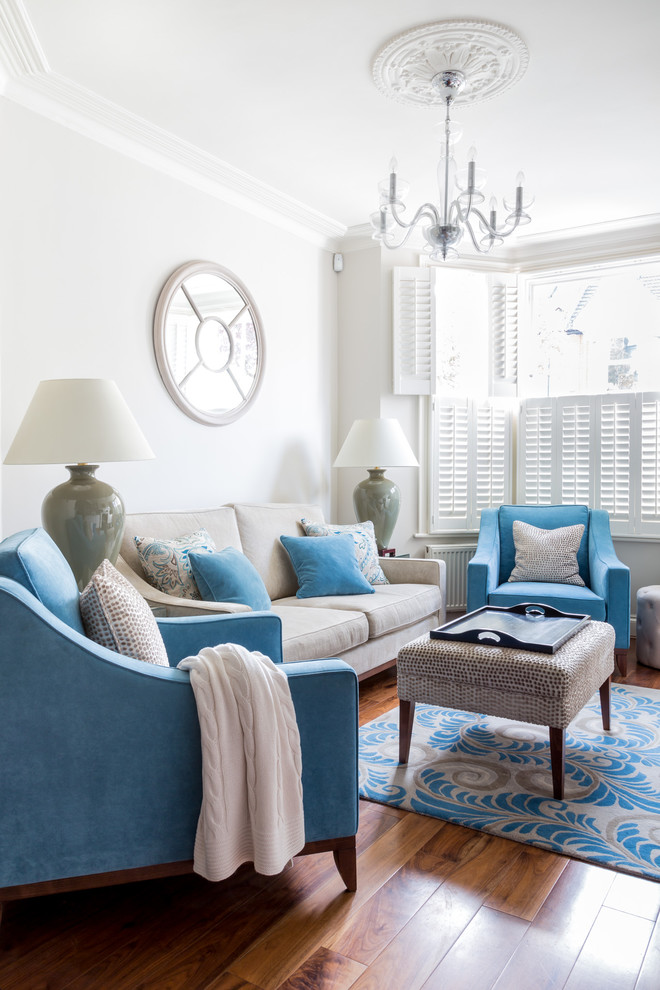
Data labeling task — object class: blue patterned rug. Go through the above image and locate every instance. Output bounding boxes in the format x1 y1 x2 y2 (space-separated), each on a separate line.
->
359 684 660 881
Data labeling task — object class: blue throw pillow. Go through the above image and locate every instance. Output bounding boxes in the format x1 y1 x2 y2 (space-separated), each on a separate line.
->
280 533 375 599
188 548 271 611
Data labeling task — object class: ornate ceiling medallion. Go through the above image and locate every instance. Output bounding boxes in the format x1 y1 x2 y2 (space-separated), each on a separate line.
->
372 19 529 108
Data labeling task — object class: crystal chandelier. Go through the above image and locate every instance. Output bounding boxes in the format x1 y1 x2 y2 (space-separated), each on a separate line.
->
370 20 533 261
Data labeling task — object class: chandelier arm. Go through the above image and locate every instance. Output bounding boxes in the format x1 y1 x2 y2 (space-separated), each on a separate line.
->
462 218 490 254
382 222 422 250
390 202 441 230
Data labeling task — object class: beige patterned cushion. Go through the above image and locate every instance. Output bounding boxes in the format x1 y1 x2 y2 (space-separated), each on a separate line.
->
80 559 169 666
508 521 585 586
134 528 216 600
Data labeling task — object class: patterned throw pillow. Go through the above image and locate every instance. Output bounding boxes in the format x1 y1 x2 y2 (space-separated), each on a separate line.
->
508 521 586 586
134 529 216 599
300 518 388 585
80 559 169 666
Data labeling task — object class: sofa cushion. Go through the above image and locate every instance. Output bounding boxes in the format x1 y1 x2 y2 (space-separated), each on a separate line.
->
134 529 216 600
0 528 85 635
271 604 369 663
122 507 243 578
280 533 375 599
80 559 170 666
233 503 326 601
277 583 442 639
300 518 388 585
189 548 271 611
508 520 585 586
488 582 607 620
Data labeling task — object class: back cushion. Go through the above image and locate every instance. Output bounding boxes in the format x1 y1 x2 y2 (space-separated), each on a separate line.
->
498 505 590 585
121 507 243 578
233 503 326 601
0 528 85 635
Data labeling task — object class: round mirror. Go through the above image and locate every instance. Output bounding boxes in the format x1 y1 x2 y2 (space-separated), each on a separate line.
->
154 261 265 425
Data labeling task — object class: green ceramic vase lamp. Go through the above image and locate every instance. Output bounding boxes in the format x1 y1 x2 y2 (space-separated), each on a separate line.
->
4 379 154 590
334 418 419 551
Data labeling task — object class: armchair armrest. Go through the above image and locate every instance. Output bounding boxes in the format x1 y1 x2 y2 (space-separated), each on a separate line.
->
282 659 359 843
466 508 501 612
588 509 630 649
379 556 446 590
157 611 283 665
116 556 251 616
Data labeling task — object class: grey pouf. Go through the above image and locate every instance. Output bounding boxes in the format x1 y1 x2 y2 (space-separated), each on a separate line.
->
636 586 660 669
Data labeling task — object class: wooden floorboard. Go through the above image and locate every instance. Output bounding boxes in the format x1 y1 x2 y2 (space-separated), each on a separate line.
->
1 644 659 989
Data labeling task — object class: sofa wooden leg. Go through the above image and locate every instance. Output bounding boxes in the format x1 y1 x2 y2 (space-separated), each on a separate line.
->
333 840 357 892
615 648 627 677
299 835 357 891
549 727 565 800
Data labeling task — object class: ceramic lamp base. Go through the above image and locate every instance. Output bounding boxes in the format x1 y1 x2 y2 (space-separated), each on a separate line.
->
353 468 401 551
41 464 125 591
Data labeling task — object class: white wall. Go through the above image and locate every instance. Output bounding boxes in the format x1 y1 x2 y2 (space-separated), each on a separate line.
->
334 240 422 552
0 101 337 535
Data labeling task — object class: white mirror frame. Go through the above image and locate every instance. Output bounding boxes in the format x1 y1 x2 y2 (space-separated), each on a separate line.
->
154 260 266 426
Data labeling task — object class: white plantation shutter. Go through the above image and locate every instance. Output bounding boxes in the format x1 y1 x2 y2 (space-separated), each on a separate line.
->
520 392 660 536
640 396 660 535
431 397 469 528
393 267 436 394
431 397 511 532
489 273 518 396
559 398 593 505
598 396 632 526
475 401 511 513
519 399 554 504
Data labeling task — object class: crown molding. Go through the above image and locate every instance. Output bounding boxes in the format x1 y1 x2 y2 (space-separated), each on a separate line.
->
0 0 47 77
0 0 345 249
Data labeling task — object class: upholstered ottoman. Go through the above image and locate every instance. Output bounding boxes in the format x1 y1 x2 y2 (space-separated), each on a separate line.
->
397 621 615 799
636 586 660 669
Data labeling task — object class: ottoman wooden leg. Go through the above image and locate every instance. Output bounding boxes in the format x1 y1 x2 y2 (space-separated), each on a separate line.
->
549 727 565 800
599 676 611 731
399 700 416 764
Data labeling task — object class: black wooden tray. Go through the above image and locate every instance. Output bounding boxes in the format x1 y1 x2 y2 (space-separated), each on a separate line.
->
430 602 590 654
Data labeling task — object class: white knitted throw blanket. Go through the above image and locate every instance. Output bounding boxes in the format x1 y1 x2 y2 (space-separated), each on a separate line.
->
177 642 305 881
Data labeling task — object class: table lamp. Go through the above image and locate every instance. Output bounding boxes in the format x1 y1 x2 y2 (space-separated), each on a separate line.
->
333 418 418 551
4 379 155 589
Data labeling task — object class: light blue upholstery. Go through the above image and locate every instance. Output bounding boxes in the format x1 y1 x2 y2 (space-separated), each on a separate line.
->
0 528 359 894
467 505 630 652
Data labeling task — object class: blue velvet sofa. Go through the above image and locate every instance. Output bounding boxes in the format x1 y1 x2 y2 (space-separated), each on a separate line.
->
466 504 630 674
0 528 359 912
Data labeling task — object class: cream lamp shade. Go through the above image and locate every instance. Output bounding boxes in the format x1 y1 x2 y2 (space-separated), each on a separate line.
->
4 379 155 589
334 418 418 551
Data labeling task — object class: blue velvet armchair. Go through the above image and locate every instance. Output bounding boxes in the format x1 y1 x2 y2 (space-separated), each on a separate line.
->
467 505 630 674
0 529 359 911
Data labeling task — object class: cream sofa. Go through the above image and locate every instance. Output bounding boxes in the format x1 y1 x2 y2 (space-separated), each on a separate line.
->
118 503 446 679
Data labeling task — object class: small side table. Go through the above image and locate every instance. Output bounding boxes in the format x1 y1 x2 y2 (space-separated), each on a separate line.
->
636 586 660 669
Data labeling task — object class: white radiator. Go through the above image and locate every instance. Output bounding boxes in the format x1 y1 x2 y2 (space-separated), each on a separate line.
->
425 544 477 610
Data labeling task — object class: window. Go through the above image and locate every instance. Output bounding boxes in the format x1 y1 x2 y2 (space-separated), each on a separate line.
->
393 259 660 538
394 267 515 533
520 263 660 397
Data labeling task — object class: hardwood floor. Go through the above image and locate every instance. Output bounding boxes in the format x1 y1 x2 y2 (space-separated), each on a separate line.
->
2 646 660 989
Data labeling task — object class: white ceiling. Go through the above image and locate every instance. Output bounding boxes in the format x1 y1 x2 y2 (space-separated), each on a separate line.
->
11 0 660 240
